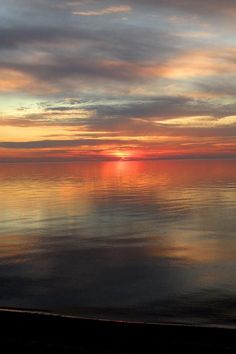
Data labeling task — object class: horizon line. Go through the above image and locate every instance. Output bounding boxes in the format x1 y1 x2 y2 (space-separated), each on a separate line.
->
1 156 236 164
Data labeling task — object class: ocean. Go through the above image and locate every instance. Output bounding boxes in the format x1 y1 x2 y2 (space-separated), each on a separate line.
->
0 159 235 326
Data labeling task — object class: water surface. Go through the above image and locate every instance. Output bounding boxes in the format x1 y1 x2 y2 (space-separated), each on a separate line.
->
0 160 235 326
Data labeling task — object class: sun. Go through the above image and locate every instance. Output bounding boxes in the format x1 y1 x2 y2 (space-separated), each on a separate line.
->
114 150 130 160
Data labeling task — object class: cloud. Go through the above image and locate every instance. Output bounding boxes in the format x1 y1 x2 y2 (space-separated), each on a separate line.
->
0 26 91 49
4 94 236 132
135 0 236 18
0 68 58 94
72 5 132 16
81 96 236 122
0 138 138 149
0 23 182 95
157 115 236 128
160 48 236 79
3 42 236 96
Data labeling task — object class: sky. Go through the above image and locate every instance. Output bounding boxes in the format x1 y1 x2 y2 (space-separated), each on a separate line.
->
0 0 236 162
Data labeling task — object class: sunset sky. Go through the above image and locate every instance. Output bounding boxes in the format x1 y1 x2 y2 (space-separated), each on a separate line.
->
1 0 236 162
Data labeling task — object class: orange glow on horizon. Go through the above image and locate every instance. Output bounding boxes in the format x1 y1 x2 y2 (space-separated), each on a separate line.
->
112 150 132 160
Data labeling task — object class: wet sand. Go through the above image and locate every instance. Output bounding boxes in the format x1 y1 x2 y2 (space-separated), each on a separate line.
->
0 308 235 353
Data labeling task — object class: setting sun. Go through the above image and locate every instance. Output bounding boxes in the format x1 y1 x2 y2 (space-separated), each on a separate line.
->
113 150 131 160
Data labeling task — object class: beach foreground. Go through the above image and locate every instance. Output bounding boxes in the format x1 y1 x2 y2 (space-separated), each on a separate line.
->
0 309 235 353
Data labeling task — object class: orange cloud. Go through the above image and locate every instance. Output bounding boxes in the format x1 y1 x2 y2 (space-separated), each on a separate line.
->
100 47 236 81
95 47 236 81
0 68 58 94
147 48 236 79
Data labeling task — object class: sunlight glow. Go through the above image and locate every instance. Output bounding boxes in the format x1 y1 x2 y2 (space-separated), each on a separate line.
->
113 150 131 160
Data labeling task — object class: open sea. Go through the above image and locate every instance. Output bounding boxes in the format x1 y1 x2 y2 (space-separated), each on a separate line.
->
0 160 235 327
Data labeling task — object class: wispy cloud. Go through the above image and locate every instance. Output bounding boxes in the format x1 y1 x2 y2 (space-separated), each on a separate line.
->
72 5 132 16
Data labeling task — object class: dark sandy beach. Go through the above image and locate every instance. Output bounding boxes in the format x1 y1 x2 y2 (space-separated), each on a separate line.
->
0 308 235 353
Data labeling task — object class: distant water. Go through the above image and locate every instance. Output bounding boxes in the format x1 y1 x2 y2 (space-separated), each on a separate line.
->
0 160 235 327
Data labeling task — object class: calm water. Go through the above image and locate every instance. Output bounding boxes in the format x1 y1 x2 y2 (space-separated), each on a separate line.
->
0 160 235 326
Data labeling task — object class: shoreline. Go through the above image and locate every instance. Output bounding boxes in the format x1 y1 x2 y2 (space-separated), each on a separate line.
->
0 308 235 353
0 307 235 330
